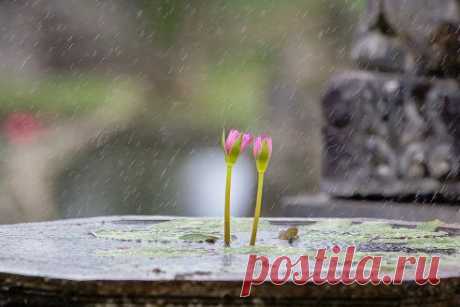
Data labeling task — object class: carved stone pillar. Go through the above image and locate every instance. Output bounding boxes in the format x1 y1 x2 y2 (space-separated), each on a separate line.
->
322 0 460 198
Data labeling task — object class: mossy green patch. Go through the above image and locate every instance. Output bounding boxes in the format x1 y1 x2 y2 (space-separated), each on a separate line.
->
416 219 444 232
94 218 272 243
94 218 460 261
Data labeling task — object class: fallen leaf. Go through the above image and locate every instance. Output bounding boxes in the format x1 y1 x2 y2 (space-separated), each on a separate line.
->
278 227 299 243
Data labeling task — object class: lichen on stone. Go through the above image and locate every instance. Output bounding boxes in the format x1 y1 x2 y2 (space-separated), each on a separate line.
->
94 218 460 260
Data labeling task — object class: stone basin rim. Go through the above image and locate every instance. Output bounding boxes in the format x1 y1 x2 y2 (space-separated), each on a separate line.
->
3 215 459 229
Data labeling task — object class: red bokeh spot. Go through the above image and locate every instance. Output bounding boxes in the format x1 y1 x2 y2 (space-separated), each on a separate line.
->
3 112 45 144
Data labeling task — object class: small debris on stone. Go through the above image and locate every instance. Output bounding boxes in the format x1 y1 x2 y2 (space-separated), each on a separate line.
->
278 227 299 243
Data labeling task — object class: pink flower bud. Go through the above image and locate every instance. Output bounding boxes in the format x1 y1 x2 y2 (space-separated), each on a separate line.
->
224 129 241 156
253 134 272 172
222 129 253 165
253 134 272 158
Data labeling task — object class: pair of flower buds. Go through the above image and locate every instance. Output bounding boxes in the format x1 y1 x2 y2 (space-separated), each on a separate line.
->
222 129 273 246
222 129 272 172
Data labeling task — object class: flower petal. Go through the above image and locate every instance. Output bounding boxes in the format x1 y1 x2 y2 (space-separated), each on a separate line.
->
264 137 272 158
240 133 253 152
253 134 272 172
253 135 263 158
225 129 241 155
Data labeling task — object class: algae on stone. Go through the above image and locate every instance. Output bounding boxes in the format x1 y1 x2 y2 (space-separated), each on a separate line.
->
94 218 460 260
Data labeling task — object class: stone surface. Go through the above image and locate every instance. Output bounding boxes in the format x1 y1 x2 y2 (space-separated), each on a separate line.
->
352 0 460 77
282 194 460 223
0 216 459 306
322 70 460 198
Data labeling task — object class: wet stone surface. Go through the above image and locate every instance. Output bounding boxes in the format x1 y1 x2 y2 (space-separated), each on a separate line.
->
0 216 459 306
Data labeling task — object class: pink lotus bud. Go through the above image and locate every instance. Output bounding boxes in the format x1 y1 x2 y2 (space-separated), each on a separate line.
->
222 129 252 165
223 129 241 156
253 134 272 172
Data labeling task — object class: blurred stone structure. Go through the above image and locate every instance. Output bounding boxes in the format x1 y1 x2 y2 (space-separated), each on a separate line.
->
322 0 460 198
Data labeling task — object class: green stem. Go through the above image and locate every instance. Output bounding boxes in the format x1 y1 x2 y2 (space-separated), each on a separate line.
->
250 171 265 246
224 164 233 246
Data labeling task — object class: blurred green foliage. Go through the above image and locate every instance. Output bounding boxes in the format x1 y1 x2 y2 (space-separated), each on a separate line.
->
0 0 365 125
198 59 267 128
0 76 142 117
141 0 186 47
141 0 364 129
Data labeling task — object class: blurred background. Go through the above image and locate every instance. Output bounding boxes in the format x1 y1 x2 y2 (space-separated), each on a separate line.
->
0 0 364 223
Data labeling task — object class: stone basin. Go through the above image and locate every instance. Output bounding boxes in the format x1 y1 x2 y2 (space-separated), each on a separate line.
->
0 216 459 306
